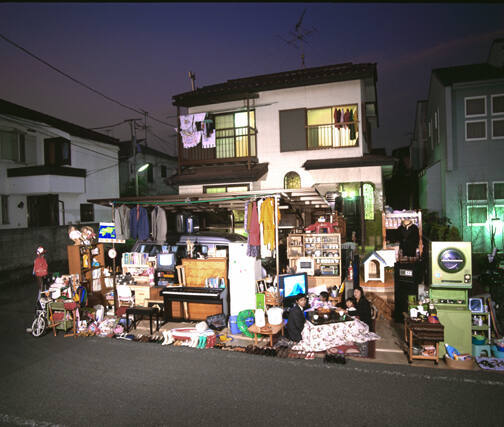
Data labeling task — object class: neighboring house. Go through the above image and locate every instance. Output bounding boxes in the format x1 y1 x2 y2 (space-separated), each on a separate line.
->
0 98 120 229
170 62 394 246
416 39 504 252
118 138 178 196
385 145 418 210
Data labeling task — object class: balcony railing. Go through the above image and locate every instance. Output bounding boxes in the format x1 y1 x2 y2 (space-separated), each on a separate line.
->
179 125 257 166
307 123 359 149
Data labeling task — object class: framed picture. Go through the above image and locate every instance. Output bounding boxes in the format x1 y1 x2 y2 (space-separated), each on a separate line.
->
256 279 266 293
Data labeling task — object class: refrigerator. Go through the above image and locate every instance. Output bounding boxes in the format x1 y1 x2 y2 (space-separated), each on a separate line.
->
228 242 263 316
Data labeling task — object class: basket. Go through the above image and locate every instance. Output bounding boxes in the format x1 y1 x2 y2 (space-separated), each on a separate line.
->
444 355 474 370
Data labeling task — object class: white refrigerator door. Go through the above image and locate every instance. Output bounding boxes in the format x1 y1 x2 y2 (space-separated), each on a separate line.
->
228 242 262 315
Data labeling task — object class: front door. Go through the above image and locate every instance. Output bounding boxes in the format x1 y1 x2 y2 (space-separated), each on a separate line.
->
27 194 59 227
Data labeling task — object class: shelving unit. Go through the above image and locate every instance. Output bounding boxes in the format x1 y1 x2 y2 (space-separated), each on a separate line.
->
382 211 423 258
287 233 341 286
471 311 491 343
121 252 156 306
67 243 105 295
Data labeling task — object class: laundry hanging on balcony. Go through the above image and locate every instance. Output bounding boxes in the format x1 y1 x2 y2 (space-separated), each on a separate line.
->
201 116 216 149
178 113 206 148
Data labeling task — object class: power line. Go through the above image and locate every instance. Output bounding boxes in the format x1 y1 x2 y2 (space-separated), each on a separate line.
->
90 120 129 130
0 33 177 128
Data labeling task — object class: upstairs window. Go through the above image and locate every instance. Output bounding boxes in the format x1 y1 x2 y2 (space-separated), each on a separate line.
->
307 105 359 148
466 120 486 141
494 182 504 201
492 118 504 139
44 137 71 166
279 105 359 152
80 203 94 222
491 94 504 115
465 96 486 117
0 130 25 162
467 182 488 203
215 111 256 159
467 206 487 226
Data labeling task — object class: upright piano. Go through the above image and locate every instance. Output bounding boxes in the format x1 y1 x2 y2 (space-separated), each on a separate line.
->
160 286 228 321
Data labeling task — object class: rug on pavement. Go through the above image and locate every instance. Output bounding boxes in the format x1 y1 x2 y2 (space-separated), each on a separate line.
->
476 357 504 371
327 341 376 359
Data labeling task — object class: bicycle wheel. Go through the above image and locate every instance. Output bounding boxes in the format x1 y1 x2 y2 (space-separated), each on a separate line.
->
31 315 46 337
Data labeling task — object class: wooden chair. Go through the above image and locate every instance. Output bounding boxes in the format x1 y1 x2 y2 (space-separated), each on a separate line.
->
63 301 78 338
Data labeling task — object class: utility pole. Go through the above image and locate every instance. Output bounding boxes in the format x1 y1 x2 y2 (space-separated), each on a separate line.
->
189 71 196 91
125 118 141 195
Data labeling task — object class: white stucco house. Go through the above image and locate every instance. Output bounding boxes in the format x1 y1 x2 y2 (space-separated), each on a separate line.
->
170 62 394 245
0 98 120 229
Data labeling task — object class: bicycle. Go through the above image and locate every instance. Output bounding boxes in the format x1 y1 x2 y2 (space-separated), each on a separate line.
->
31 291 51 337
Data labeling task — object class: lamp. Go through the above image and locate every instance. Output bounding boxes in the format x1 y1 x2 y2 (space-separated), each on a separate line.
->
135 163 150 196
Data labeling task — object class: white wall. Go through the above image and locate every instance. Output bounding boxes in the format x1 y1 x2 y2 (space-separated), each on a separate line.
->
0 116 119 229
186 80 374 192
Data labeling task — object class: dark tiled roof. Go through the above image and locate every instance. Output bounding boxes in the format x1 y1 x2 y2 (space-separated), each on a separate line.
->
433 63 504 86
0 98 119 146
303 154 395 170
173 63 377 107
167 163 268 186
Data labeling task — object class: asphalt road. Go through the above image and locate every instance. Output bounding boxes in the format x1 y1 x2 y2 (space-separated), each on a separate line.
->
1 282 504 427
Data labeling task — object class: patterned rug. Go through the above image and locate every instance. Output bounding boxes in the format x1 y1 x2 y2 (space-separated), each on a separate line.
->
476 357 504 371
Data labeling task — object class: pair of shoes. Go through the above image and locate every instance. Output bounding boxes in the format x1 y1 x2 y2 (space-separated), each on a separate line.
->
26 328 32 334
305 352 315 360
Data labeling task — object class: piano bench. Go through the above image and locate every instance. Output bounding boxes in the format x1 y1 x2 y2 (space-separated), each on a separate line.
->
125 306 160 335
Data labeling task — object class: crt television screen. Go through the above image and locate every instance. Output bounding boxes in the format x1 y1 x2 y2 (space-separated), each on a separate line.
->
157 253 175 269
280 273 308 298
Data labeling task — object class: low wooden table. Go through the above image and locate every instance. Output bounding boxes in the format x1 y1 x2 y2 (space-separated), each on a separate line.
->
248 323 283 346
403 313 444 364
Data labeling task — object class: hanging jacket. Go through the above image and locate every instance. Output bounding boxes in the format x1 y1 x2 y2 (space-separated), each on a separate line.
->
151 206 167 243
114 204 130 240
130 205 150 241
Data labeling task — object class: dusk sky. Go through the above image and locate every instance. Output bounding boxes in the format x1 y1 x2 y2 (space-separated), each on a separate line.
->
1 3 503 156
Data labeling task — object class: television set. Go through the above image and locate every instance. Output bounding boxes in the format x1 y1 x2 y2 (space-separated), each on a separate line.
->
279 273 308 306
156 253 176 271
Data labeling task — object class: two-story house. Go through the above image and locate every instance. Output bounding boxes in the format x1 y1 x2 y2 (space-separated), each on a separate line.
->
118 138 178 197
170 62 394 245
417 39 504 252
0 98 120 229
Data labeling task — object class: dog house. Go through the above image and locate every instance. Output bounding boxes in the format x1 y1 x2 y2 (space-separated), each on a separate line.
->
363 250 395 283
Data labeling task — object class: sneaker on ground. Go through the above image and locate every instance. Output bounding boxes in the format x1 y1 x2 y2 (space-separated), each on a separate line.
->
26 328 32 333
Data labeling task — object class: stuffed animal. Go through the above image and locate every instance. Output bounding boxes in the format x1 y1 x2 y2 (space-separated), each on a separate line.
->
80 226 97 245
68 226 83 245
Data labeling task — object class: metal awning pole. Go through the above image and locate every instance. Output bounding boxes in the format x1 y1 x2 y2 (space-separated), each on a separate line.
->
112 203 118 314
274 195 279 282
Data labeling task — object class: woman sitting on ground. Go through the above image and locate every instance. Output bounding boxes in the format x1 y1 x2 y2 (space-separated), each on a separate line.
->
352 287 373 331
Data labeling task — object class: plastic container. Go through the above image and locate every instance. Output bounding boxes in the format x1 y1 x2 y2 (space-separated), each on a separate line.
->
491 345 504 359
472 335 486 345
229 315 240 335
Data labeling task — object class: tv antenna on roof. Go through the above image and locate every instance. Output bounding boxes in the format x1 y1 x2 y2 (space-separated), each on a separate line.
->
277 9 317 68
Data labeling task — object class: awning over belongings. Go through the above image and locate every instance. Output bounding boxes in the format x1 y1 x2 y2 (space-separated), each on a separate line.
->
87 188 330 213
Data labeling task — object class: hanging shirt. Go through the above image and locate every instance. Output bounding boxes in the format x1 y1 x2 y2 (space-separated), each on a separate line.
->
260 197 281 250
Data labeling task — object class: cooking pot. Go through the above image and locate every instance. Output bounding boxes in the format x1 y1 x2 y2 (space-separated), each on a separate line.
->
267 307 283 325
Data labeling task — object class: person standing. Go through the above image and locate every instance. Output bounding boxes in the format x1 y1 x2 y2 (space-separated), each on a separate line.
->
27 246 48 333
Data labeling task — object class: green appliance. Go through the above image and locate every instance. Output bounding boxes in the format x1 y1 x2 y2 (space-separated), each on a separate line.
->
429 242 472 358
